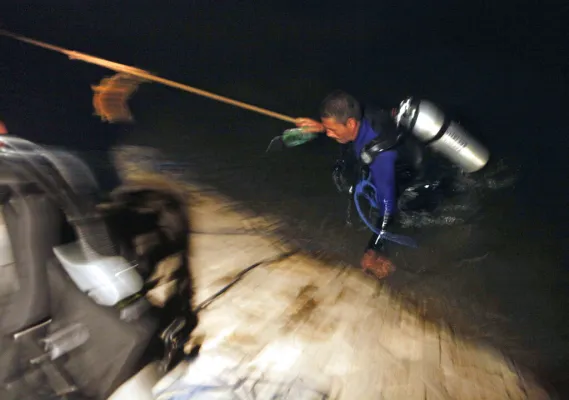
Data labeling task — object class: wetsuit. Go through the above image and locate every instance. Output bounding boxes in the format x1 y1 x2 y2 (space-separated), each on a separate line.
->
333 106 409 252
353 109 398 220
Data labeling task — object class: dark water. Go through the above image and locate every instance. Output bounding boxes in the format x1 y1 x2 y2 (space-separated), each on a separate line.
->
1 1 568 396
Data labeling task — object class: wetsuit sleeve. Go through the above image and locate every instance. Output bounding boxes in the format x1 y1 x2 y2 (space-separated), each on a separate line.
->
369 150 397 218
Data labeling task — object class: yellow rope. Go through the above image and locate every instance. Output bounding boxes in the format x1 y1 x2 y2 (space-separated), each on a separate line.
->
0 29 297 124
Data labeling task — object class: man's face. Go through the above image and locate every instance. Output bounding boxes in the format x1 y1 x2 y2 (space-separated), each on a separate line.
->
321 117 359 144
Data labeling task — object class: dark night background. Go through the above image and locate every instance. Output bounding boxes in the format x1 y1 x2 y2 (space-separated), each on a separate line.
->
1 0 568 397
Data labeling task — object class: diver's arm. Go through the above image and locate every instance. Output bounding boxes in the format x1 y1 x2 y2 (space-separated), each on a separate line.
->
295 118 325 133
370 149 397 229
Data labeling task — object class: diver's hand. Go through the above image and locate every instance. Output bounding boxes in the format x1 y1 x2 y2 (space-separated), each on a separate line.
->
295 118 324 133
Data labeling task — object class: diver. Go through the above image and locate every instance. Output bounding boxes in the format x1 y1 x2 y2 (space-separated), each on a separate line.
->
295 90 411 279
295 91 491 279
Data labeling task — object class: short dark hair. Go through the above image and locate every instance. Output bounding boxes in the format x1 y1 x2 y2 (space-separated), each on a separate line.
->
319 90 362 124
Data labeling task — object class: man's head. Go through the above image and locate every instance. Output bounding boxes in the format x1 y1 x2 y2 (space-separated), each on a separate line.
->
319 90 362 143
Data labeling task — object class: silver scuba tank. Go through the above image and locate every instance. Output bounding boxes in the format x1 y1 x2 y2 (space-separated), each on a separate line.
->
394 97 490 173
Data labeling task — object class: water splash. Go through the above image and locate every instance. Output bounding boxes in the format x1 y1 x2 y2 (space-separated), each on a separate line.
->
397 159 518 229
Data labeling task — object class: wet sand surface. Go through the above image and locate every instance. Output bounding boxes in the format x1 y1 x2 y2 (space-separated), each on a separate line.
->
114 163 546 399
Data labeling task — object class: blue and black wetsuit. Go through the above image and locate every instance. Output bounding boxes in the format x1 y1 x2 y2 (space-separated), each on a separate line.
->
336 106 411 252
356 107 400 252
353 112 398 222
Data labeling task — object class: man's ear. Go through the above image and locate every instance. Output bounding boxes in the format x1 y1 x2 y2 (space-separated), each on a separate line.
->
346 117 357 129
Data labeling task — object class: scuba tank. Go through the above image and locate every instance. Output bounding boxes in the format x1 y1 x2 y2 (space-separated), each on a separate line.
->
394 97 490 173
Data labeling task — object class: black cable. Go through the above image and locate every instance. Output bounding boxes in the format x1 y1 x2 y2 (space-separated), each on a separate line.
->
189 229 272 237
194 250 298 313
